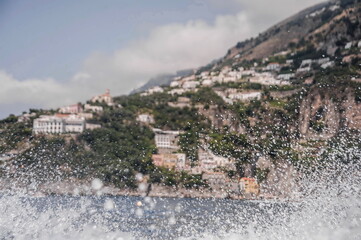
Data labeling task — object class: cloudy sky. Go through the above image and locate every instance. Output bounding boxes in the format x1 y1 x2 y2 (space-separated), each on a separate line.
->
0 0 325 118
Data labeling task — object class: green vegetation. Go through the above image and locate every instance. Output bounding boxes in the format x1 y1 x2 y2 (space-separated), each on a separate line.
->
149 168 208 189
268 85 299 92
269 99 287 109
183 87 225 107
267 55 286 64
208 130 254 175
255 168 270 183
0 121 32 154
153 105 209 130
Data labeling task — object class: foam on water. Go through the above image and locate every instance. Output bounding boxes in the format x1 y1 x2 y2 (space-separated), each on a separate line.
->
0 158 360 240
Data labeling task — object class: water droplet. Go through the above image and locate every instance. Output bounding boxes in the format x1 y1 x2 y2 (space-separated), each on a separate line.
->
104 199 115 210
91 178 103 191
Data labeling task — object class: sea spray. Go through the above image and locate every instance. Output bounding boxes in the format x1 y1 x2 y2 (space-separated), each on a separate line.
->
0 154 359 240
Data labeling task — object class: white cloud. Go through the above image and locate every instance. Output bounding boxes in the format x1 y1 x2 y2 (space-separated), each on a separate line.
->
0 70 91 112
80 12 254 93
0 70 65 107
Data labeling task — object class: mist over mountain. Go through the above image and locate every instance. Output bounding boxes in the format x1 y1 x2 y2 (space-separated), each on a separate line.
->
131 69 194 94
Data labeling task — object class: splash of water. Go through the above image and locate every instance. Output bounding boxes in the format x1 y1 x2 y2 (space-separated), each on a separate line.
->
0 157 360 240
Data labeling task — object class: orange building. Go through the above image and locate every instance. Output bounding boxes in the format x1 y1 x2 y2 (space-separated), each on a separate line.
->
152 154 186 169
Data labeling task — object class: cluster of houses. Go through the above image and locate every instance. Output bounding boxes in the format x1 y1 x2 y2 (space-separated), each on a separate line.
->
135 119 260 195
140 64 291 98
151 128 236 173
296 57 335 73
32 90 114 135
140 35 361 103
167 66 289 92
139 56 329 103
214 88 262 105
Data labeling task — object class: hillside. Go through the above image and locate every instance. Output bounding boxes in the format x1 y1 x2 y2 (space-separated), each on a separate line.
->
210 0 360 70
0 0 360 199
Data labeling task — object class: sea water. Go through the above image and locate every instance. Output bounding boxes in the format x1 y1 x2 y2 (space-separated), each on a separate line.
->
0 190 359 240
0 195 298 239
0 159 360 239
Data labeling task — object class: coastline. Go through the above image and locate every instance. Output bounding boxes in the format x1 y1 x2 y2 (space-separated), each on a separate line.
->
0 178 273 201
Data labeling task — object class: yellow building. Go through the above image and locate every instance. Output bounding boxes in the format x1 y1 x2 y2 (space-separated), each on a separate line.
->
239 177 260 195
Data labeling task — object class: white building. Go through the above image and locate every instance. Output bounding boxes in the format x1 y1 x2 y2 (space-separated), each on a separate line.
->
198 148 233 171
274 51 289 56
168 88 186 95
201 79 213 86
64 115 85 133
200 71 209 78
309 7 325 18
223 76 238 83
329 5 340 11
315 57 330 65
84 104 103 113
85 123 102 130
277 73 295 81
211 76 222 83
136 114 155 124
321 61 335 69
210 71 218 76
153 128 182 152
249 73 288 85
297 66 312 73
148 86 164 94
300 59 313 67
240 69 256 76
33 115 65 134
170 81 180 88
182 81 200 89
228 91 262 101
33 114 86 135
266 63 280 71
228 71 242 79
345 42 353 50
